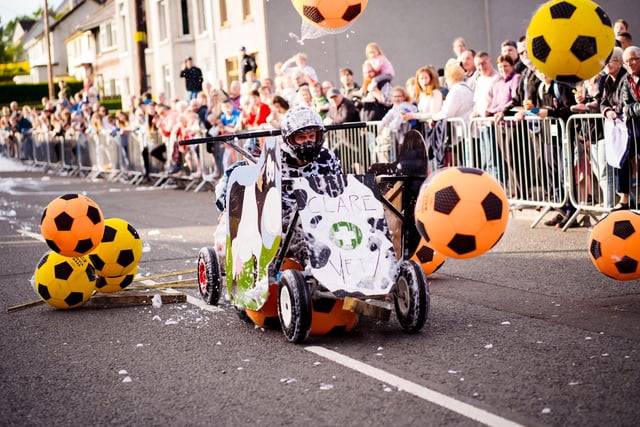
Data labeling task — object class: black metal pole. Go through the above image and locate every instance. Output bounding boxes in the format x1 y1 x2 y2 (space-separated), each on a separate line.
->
178 122 368 146
134 0 148 94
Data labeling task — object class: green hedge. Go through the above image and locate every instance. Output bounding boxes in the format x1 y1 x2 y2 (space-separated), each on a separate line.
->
0 81 122 111
0 81 84 107
100 98 123 112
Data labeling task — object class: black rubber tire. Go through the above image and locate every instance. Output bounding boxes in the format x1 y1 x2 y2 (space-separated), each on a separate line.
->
394 259 429 333
197 246 222 305
277 269 312 343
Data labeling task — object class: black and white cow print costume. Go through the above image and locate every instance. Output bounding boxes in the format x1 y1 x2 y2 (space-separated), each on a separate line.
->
279 106 345 268
281 146 343 266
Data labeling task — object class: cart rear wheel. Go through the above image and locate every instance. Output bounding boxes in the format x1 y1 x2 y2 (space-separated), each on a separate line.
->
197 247 221 305
394 260 429 333
278 269 312 343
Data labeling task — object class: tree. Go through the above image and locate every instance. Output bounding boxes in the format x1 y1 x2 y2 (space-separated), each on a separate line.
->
0 18 27 64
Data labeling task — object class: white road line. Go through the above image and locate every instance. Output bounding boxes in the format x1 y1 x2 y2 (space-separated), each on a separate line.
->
184 294 224 312
18 229 45 242
305 346 525 427
163 287 223 313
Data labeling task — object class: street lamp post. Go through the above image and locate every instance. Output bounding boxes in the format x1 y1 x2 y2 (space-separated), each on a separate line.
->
43 0 55 100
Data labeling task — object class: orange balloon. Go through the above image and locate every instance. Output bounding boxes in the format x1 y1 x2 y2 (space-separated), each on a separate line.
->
589 210 640 281
40 194 105 257
411 238 446 275
415 167 509 259
291 0 368 29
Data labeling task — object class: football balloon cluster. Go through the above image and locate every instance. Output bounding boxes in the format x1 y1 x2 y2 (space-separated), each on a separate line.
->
35 194 143 309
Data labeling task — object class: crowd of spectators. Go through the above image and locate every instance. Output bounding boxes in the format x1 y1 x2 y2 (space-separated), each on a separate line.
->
1 20 638 222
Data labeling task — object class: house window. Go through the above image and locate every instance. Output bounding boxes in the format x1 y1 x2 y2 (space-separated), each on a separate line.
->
162 64 172 98
119 4 128 52
219 0 228 27
105 79 117 97
196 0 207 33
225 57 238 88
242 0 251 19
158 0 168 40
180 0 190 35
99 21 117 51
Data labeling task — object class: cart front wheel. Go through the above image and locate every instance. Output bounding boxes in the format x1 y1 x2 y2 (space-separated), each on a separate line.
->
394 260 429 333
197 247 221 305
278 269 312 343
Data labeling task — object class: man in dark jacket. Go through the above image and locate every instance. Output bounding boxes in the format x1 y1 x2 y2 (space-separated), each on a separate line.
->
180 57 203 101
239 46 257 83
325 88 360 125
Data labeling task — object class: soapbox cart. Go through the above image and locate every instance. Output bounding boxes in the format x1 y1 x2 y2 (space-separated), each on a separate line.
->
181 126 433 343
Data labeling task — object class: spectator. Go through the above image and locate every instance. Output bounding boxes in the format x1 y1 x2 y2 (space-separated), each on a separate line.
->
501 39 525 73
614 19 629 36
218 99 242 171
115 110 132 171
363 42 395 88
487 55 522 195
281 52 318 84
429 61 475 172
84 77 99 105
241 70 260 98
374 86 416 162
11 110 34 161
432 61 475 124
505 37 544 195
180 57 204 101
617 32 633 51
339 67 361 110
617 45 640 211
266 95 290 129
472 51 500 181
518 70 577 227
311 82 330 119
359 61 393 122
452 37 467 59
325 88 360 125
458 49 478 87
227 80 243 112
239 46 258 83
242 90 271 130
403 65 443 124
295 85 313 109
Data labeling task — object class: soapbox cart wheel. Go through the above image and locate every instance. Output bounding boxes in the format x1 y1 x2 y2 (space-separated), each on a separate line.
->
277 269 312 343
394 259 429 333
197 247 222 305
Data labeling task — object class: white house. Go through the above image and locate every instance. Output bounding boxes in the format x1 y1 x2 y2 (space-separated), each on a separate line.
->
22 0 104 84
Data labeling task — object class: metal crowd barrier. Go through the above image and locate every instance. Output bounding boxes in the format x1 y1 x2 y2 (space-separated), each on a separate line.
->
325 121 379 174
5 114 640 229
565 114 639 220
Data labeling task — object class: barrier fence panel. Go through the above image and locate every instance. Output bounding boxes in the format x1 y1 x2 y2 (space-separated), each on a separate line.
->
467 116 568 227
125 130 145 182
566 113 613 217
325 121 379 174
566 114 639 217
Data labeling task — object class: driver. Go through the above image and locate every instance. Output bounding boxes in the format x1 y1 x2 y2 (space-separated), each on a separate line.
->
213 106 344 266
279 106 345 265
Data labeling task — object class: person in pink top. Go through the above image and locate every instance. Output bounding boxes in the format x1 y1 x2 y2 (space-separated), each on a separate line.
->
363 42 395 90
488 55 522 196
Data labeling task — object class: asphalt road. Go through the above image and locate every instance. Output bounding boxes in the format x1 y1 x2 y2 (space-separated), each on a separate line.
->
1 167 639 427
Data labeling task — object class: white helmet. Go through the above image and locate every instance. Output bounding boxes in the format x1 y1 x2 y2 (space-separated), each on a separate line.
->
280 105 325 163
